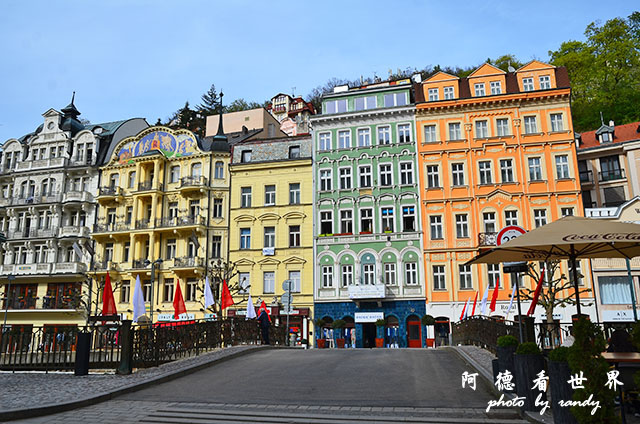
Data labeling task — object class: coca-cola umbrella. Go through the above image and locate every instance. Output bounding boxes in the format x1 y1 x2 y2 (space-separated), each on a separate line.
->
466 215 640 315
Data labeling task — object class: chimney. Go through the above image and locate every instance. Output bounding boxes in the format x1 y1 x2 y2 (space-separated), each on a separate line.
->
412 73 422 83
609 120 615 127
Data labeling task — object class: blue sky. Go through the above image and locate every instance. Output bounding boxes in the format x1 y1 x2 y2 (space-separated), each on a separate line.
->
0 0 637 141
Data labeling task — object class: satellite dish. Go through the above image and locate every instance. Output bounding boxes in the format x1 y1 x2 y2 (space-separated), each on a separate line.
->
508 66 516 72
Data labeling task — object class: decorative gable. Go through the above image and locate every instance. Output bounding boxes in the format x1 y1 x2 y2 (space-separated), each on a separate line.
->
468 63 505 78
516 60 554 73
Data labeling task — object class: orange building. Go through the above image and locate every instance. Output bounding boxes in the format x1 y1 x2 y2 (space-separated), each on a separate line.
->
415 61 594 339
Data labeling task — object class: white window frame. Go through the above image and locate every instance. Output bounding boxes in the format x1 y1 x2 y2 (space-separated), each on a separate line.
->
448 122 461 140
528 157 543 181
475 120 489 138
522 77 534 91
534 209 547 228
555 155 570 179
455 214 469 238
338 130 351 149
241 187 252 208
424 125 437 143
524 116 538 134
360 208 373 233
263 271 275 294
433 265 446 290
500 159 514 183
357 128 371 147
430 215 443 240
362 263 375 285
405 262 418 285
359 165 372 188
379 163 393 186
550 113 564 132
322 266 333 288
319 211 333 235
490 81 502 95
341 265 353 287
397 123 411 143
496 118 509 136
459 265 473 290
539 75 551 90
451 163 465 186
381 207 394 233
340 209 353 234
319 169 332 191
443 86 454 99
384 263 397 286
483 211 497 233
428 87 439 101
399 162 413 185
339 167 352 190
264 226 275 248
488 264 501 289
505 210 518 226
426 165 439 188
479 161 492 185
377 126 391 145
474 83 486 96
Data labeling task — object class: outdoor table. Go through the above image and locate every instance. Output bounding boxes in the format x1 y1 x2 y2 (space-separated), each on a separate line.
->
602 352 640 424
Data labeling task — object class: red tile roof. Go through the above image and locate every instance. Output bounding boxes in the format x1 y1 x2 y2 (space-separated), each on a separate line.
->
579 121 640 149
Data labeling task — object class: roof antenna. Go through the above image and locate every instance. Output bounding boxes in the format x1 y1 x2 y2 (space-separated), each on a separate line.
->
600 111 605 126
292 87 296 97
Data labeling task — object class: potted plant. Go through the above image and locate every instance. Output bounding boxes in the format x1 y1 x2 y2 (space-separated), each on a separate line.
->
548 346 577 424
514 342 545 412
332 319 346 348
375 319 386 347
496 334 518 389
422 314 436 347
314 318 326 349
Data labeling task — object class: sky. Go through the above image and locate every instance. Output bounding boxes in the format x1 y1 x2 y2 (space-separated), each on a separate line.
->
0 0 637 142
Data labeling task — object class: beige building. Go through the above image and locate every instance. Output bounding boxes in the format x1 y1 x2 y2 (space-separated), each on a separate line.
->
206 108 285 140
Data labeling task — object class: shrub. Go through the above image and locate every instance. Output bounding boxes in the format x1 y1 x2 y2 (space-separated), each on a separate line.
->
375 319 386 327
515 342 541 355
314 318 325 328
422 314 436 326
497 334 519 348
331 319 346 329
548 346 570 362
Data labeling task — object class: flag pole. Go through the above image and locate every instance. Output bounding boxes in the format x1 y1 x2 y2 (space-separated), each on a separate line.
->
513 272 523 343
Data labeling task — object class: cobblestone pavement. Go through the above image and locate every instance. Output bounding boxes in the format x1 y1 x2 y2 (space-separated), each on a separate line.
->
0 345 266 419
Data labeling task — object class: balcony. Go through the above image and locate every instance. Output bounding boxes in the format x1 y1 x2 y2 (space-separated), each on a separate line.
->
29 228 58 238
478 232 498 247
0 197 11 206
53 262 88 274
63 191 93 203
135 219 151 230
599 169 626 182
132 259 148 269
136 181 163 192
579 170 593 184
179 176 208 194
173 256 204 268
3 297 37 310
13 192 62 205
42 297 76 310
93 221 131 234
59 226 90 238
97 186 123 203
15 157 67 171
0 263 52 275
155 215 205 228
316 231 420 245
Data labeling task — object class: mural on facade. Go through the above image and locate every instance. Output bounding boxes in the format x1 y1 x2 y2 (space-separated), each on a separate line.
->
116 130 197 164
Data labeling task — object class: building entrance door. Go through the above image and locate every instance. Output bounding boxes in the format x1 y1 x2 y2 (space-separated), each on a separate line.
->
406 315 422 348
362 323 376 348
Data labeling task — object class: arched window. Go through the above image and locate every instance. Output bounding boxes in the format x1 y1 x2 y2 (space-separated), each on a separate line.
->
215 161 224 179
20 181 27 198
109 173 119 188
41 179 49 196
191 163 202 178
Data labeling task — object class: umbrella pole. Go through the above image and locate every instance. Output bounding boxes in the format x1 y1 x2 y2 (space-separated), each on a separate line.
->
570 246 581 316
513 272 524 343
626 258 638 321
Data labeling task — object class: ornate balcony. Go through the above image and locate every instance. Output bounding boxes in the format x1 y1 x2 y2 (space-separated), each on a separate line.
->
59 226 90 238
136 181 163 192
15 157 67 171
179 176 207 195
63 191 93 203
173 256 204 268
135 219 151 230
155 215 205 228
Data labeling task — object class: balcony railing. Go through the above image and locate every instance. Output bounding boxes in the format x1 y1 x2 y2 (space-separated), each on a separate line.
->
478 232 498 247
155 215 205 228
63 191 93 203
42 297 76 310
132 259 148 269
180 176 208 188
174 256 204 268
579 170 593 184
137 181 163 192
135 219 151 230
15 157 67 171
13 192 62 205
93 221 131 233
58 226 90 238
3 297 37 310
98 186 122 197
599 169 626 182
29 228 58 238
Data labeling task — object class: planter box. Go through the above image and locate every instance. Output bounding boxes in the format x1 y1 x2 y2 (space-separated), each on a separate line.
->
549 360 577 424
375 338 384 348
317 339 326 349
514 353 546 412
425 338 435 348
336 338 345 348
496 346 517 392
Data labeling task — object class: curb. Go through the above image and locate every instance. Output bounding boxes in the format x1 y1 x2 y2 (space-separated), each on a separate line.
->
0 345 273 422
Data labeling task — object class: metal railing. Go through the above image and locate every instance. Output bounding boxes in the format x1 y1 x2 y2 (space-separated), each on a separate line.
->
599 168 626 182
155 215 205 228
137 181 163 192
2 297 37 310
135 219 151 230
98 186 121 196
173 256 204 268
179 176 208 188
132 259 147 269
579 170 593 183
452 316 518 354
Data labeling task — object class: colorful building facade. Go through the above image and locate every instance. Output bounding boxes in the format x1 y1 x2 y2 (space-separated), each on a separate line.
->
91 125 231 323
228 135 314 343
415 61 595 338
311 79 426 348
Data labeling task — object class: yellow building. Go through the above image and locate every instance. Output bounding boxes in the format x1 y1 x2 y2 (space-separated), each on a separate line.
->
92 125 231 323
228 135 313 343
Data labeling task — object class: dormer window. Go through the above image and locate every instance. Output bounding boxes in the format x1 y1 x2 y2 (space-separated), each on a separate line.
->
428 88 439 101
241 150 252 163
474 83 486 97
443 86 455 99
539 75 551 90
522 78 534 92
600 132 612 143
490 81 502 95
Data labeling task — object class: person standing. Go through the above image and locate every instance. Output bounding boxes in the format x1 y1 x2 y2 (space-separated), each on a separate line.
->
257 305 271 345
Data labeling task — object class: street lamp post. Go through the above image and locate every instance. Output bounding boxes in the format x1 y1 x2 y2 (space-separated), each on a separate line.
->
3 274 16 330
144 259 163 323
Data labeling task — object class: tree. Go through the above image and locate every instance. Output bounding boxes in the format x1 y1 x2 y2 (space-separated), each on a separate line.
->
550 12 640 132
166 101 206 138
198 84 220 116
306 77 359 113
521 261 591 349
198 259 252 316
223 98 264 113
487 54 523 72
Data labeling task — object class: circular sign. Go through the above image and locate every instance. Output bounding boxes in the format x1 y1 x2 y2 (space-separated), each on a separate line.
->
496 225 526 246
282 280 293 291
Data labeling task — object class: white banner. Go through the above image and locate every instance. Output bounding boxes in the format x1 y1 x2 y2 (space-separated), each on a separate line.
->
355 312 384 323
348 285 386 299
157 313 195 322
602 310 635 322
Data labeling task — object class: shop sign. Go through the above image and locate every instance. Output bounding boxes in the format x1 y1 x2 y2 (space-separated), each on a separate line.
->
157 313 195 322
539 313 563 321
602 310 635 322
204 313 217 321
348 284 385 299
263 248 275 256
281 308 299 315
355 312 384 323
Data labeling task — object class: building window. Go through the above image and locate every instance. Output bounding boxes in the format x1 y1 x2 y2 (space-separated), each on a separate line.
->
241 187 252 208
320 211 333 235
339 167 352 190
424 125 437 142
599 276 632 304
123 242 130 262
240 228 251 249
550 113 564 132
186 279 197 301
455 214 469 238
505 210 518 226
109 173 119 188
215 161 224 179
322 266 333 288
211 236 221 258
430 215 443 239
362 264 375 285
163 278 174 303
402 206 416 232
238 273 250 294
359 165 372 188
357 128 371 147
448 122 461 140
443 86 454 99
264 185 275 206
459 265 472 290
325 99 347 114
555 155 570 179
522 77 534 91
524 116 538 134
500 159 514 183
319 133 332 151
488 264 500 288
170 166 180 183
289 145 300 159
120 280 130 303
319 169 332 191
143 280 151 302
212 198 223 218
383 92 407 107
398 124 411 143
191 163 201 178
474 83 486 96
360 208 373 233
355 96 376 111
496 118 509 136
490 81 502 94
264 227 275 248
105 243 114 262
381 208 394 232
568 261 584 286
289 225 301 247
400 162 413 185
338 130 350 149
379 164 392 186
483 212 496 233
289 183 301 204
600 156 622 181
539 75 551 89
452 163 465 186
561 207 574 217
263 272 275 294
528 157 543 181
378 126 391 145
433 265 446 290
479 161 492 185
475 120 488 138
341 265 353 287
128 171 136 188
241 150 252 163
426 165 439 188
405 262 418 285
340 210 353 234
428 88 439 101
534 209 547 228
384 263 396 285
166 239 177 260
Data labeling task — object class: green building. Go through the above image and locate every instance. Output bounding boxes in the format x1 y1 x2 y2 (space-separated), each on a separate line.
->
311 78 426 348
